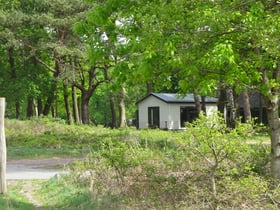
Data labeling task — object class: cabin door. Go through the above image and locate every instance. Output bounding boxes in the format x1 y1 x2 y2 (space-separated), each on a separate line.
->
148 107 160 128
180 106 198 127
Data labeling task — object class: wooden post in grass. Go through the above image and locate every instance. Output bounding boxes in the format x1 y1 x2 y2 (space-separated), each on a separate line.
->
0 98 7 195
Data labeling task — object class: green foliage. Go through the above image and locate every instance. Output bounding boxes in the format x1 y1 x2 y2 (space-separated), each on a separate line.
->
32 116 271 209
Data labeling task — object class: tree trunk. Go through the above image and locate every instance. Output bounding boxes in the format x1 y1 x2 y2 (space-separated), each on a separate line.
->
33 99 38 117
43 71 58 116
78 96 82 123
15 101 21 119
109 93 117 128
201 96 206 113
37 98 43 116
8 47 21 119
54 87 59 118
146 83 153 95
26 96 34 119
218 86 227 114
227 87 238 128
43 94 54 116
194 94 202 114
0 98 7 195
72 85 80 124
265 95 280 179
119 87 127 128
259 93 264 124
81 91 91 124
240 89 251 122
63 84 73 124
259 51 280 179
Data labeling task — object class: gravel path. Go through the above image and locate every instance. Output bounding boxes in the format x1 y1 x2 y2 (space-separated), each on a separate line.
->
5 157 85 209
7 157 82 180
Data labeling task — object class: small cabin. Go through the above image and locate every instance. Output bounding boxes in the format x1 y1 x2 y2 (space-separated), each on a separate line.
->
136 93 218 130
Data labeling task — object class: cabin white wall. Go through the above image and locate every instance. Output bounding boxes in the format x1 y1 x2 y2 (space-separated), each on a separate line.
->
164 104 180 129
205 104 218 116
137 96 166 129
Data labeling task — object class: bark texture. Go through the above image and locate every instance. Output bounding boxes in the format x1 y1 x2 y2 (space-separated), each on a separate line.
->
72 86 80 124
218 86 227 114
119 87 127 128
81 91 91 124
109 93 117 128
63 84 73 125
194 95 202 114
240 89 251 122
265 96 280 179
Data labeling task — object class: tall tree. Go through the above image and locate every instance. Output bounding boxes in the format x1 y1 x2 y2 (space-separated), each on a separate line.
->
75 0 134 126
195 0 280 179
106 0 280 179
0 2 51 119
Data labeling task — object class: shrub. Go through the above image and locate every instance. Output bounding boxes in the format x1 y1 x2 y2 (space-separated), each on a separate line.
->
7 117 274 209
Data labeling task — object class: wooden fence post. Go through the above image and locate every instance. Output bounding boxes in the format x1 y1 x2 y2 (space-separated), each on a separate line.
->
0 98 7 195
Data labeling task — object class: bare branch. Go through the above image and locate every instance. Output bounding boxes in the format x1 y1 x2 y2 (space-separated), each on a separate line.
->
35 57 56 73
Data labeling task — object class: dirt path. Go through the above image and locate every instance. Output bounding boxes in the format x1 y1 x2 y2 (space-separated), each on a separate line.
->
6 157 84 209
7 157 83 180
8 180 43 208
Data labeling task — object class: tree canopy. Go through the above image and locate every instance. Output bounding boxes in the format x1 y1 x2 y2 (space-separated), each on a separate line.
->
1 0 280 178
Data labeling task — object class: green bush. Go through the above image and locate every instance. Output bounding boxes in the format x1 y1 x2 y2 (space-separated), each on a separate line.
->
68 113 273 209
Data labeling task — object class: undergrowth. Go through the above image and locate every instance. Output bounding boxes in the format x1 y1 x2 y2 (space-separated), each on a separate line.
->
4 116 277 209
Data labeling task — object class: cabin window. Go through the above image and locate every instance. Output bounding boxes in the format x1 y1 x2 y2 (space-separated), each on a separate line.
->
148 107 160 128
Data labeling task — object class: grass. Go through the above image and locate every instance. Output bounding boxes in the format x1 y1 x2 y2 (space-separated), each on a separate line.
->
7 146 88 160
6 118 94 159
0 181 39 210
39 176 97 209
245 133 270 144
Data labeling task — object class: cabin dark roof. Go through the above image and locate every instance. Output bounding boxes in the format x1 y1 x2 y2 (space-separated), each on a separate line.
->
137 93 218 104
